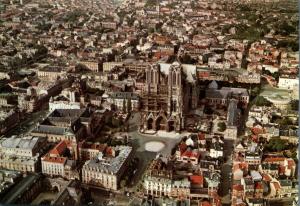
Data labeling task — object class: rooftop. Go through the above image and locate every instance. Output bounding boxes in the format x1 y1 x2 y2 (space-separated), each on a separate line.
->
83 146 132 175
0 136 44 150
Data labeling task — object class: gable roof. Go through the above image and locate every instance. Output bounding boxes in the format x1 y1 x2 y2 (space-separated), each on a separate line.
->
49 140 68 156
189 175 204 185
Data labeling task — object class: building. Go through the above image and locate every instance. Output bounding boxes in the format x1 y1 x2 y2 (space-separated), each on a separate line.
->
205 82 249 108
80 61 99 72
51 180 82 206
0 108 20 135
224 99 241 140
31 108 95 142
41 140 78 179
175 141 201 165
143 158 191 198
37 66 66 81
49 98 81 111
0 136 47 172
0 169 22 197
0 174 43 205
107 92 139 112
0 93 18 107
82 146 133 190
144 176 191 198
278 77 299 90
140 62 186 132
103 62 123 72
78 141 107 161
209 137 224 158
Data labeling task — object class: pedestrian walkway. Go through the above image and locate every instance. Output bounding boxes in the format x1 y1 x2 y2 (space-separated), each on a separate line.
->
140 130 190 139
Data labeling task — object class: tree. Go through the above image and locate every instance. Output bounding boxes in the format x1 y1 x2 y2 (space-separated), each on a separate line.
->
265 137 288 152
105 115 112 127
275 117 293 126
112 117 122 128
145 0 156 7
204 106 213 115
180 54 196 64
288 100 299 111
250 86 261 97
217 122 227 132
120 179 126 188
238 5 251 11
276 21 296 36
253 96 273 107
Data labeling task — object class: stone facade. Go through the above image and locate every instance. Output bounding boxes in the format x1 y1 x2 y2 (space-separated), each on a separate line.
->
81 146 133 190
140 62 186 132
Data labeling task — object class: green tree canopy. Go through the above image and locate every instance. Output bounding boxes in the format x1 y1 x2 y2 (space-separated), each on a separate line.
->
217 122 227 132
288 100 299 111
265 137 288 152
253 96 273 107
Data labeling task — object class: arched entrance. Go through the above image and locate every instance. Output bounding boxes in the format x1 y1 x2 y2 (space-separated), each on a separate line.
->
168 121 175 132
156 116 167 131
147 118 154 130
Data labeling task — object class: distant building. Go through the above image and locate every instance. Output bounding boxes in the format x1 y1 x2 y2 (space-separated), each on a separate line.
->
37 66 66 81
224 99 241 140
103 62 123 72
107 92 139 112
278 77 299 90
79 61 99 72
0 108 20 135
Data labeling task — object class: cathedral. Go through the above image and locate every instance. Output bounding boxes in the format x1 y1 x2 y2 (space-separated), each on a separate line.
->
140 62 198 133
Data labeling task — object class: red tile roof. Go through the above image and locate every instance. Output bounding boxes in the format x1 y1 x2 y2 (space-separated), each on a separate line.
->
106 146 115 157
264 157 285 163
272 182 281 190
42 155 67 164
233 184 244 191
239 162 248 169
278 165 285 174
49 140 68 156
255 182 263 190
251 127 264 135
198 133 205 140
287 159 296 168
200 201 211 206
182 150 200 159
178 142 187 154
263 174 272 182
189 175 204 185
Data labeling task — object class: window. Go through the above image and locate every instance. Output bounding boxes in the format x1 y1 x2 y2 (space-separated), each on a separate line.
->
151 70 154 83
172 72 176 85
171 100 177 112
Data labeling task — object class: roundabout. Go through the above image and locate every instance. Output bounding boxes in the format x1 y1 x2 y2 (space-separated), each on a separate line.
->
144 141 166 152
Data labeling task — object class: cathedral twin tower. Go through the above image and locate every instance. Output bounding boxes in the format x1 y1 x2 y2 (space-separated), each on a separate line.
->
140 62 185 133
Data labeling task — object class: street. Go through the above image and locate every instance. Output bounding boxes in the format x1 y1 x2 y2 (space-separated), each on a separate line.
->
219 140 234 206
3 109 49 138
